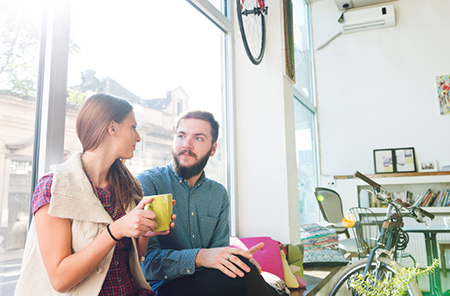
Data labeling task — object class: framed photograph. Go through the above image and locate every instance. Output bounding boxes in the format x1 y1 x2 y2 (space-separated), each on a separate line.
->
373 149 394 174
394 148 417 173
419 160 438 172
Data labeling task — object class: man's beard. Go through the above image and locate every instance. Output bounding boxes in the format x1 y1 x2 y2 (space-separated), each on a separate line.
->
173 147 212 180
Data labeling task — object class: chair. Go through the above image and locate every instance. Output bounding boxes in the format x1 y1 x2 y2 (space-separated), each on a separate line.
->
314 187 357 257
314 187 351 238
347 207 380 259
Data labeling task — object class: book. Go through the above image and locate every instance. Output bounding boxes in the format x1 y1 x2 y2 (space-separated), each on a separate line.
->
440 190 448 207
420 190 433 207
424 193 436 207
432 191 442 207
439 189 448 207
413 189 430 207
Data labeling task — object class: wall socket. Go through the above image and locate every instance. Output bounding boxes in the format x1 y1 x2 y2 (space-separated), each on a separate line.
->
325 177 336 186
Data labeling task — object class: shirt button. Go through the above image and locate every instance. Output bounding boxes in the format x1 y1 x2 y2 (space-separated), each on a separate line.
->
179 180 182 183
192 235 195 238
115 261 119 265
187 269 190 273
191 212 194 216
165 276 168 279
117 277 122 283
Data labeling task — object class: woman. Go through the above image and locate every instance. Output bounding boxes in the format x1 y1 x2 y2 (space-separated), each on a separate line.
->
16 93 173 295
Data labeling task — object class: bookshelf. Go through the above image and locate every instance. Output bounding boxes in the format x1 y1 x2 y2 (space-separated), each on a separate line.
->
332 171 450 214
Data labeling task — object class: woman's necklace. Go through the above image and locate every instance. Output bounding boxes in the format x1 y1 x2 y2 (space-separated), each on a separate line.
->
80 154 118 219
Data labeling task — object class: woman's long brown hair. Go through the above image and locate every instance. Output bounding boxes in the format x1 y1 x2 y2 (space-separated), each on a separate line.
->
76 93 142 211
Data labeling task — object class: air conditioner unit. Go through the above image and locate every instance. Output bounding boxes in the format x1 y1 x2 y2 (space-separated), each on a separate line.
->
335 0 395 11
341 4 395 33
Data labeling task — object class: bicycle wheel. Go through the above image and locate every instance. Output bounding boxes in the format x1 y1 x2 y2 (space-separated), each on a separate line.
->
236 0 266 65
329 257 422 296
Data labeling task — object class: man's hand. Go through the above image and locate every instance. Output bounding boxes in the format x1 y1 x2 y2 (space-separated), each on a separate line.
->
248 242 264 274
195 247 254 278
195 242 266 278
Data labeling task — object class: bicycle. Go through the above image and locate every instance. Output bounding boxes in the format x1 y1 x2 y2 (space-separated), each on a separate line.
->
329 171 435 296
236 0 268 65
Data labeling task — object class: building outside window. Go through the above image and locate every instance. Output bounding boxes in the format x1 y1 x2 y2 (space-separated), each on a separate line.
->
292 0 320 225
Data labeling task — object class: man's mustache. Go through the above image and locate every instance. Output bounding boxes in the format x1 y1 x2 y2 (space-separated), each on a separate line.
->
176 149 197 159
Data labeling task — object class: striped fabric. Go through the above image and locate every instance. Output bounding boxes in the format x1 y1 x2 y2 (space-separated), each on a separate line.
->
300 222 339 251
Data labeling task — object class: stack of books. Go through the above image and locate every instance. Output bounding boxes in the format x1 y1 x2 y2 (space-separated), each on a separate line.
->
371 191 413 207
411 189 450 207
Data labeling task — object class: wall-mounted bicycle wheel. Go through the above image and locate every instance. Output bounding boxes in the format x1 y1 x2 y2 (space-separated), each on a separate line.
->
236 0 266 65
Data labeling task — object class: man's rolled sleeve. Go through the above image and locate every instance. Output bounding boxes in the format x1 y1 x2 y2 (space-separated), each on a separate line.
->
142 240 200 281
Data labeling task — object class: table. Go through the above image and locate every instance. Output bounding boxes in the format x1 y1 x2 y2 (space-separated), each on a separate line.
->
290 265 345 296
403 225 450 296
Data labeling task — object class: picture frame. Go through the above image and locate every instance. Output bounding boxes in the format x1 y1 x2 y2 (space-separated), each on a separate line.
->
394 147 417 173
373 149 395 174
419 160 438 172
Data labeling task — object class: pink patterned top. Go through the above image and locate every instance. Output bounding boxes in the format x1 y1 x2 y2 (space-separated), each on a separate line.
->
32 173 154 296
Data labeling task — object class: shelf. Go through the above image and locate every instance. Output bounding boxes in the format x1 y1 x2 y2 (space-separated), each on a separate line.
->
335 171 450 180
368 207 450 214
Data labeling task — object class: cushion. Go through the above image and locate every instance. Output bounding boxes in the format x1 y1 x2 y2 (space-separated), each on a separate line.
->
280 250 299 288
260 271 289 293
230 236 285 280
300 222 339 251
285 244 306 288
302 248 349 267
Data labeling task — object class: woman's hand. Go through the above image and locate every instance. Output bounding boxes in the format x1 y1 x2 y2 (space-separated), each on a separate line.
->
110 198 176 239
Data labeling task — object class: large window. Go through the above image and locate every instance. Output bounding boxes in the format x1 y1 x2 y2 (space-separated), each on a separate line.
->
65 0 227 184
294 99 318 224
293 0 314 104
0 0 230 293
0 0 43 293
293 0 320 224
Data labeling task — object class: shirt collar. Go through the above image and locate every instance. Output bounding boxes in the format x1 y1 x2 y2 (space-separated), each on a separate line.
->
168 161 206 187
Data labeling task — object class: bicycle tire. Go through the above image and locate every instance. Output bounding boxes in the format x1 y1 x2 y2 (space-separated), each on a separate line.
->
236 0 266 65
329 257 422 296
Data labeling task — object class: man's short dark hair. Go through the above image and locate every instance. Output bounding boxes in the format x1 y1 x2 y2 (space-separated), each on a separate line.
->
174 110 219 144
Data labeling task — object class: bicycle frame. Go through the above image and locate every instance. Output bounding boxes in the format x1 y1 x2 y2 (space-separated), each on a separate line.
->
363 202 400 276
355 170 433 281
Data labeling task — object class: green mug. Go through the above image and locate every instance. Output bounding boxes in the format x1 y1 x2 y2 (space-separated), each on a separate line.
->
144 194 173 232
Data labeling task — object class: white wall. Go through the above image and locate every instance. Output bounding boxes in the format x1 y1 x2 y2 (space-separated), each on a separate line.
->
233 1 301 244
311 0 450 180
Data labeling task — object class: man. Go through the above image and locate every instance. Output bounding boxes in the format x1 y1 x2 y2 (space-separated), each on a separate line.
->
137 110 287 296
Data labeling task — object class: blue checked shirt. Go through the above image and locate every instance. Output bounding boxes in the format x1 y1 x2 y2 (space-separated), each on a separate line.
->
137 162 230 293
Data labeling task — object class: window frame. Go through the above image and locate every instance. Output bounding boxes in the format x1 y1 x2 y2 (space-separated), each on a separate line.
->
30 0 237 234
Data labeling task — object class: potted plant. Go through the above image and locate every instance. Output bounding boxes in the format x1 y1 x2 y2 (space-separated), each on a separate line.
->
352 259 439 296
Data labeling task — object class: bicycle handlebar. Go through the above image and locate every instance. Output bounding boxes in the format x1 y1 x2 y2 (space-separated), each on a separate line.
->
354 171 435 221
354 171 383 192
416 207 435 219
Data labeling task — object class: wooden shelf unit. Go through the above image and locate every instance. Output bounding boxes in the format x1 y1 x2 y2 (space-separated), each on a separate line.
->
332 171 450 212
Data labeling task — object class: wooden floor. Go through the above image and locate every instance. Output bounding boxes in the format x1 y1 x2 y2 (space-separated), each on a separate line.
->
289 265 345 296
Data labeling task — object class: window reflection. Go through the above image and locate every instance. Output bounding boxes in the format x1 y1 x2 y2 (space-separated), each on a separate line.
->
294 99 318 224
0 0 42 292
293 0 313 103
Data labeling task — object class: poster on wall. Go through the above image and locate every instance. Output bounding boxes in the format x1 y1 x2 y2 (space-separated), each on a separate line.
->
436 74 450 115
